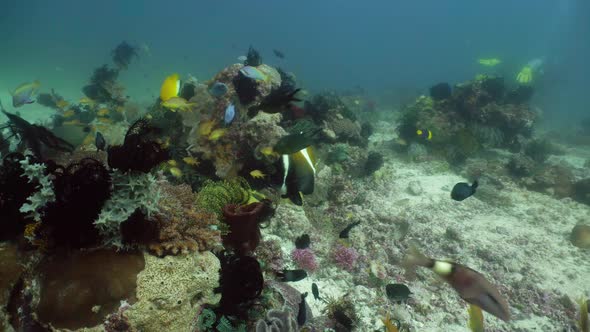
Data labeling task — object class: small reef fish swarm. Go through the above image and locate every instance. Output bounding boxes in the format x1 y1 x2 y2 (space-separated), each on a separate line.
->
0 43 589 332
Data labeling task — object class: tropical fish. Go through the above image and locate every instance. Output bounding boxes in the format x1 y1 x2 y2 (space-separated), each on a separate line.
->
280 146 316 206
381 314 400 332
311 283 321 301
273 49 285 59
167 160 178 167
208 128 227 141
62 109 76 118
274 129 320 155
63 119 83 126
56 99 69 109
339 220 361 239
10 80 40 107
385 284 412 303
416 129 432 141
198 120 216 136
478 58 501 66
95 132 106 151
276 269 307 282
451 180 478 201
403 245 510 321
249 169 266 179
260 146 278 157
224 103 236 125
295 234 310 249
468 304 484 332
161 97 195 112
297 292 308 326
239 66 267 81
160 73 180 101
97 108 110 116
209 82 228 97
182 156 200 166
79 97 95 105
169 167 183 178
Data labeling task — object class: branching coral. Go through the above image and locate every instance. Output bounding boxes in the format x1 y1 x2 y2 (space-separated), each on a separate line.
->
146 183 221 256
95 171 162 245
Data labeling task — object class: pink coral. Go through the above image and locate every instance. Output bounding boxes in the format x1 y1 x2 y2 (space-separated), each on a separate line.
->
331 244 359 272
291 248 318 272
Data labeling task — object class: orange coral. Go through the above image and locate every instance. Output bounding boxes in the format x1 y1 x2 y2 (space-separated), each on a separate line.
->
148 183 221 256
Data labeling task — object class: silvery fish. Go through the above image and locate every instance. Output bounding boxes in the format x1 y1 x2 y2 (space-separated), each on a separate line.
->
224 103 236 125
239 66 267 81
209 82 228 97
11 80 40 108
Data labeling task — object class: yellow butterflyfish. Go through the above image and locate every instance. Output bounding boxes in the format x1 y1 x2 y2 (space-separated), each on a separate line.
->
160 73 180 101
249 169 266 179
208 128 227 141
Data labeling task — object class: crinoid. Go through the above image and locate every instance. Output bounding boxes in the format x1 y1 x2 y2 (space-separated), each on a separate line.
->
111 41 139 70
257 85 301 114
107 118 169 172
0 107 74 158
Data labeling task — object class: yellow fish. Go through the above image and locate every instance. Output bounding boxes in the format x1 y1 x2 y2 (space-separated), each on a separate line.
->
198 120 216 136
167 159 178 167
381 314 399 332
96 117 113 124
208 128 227 141
56 99 69 109
467 304 484 332
478 58 501 67
160 73 180 101
260 146 276 156
63 119 82 126
249 169 266 179
161 97 195 112
416 129 432 140
62 109 76 118
169 167 183 179
79 97 95 105
97 108 110 116
183 156 200 166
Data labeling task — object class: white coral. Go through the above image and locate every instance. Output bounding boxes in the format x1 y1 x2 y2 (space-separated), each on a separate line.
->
18 157 55 221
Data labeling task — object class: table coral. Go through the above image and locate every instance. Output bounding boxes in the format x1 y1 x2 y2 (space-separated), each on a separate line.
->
126 251 221 332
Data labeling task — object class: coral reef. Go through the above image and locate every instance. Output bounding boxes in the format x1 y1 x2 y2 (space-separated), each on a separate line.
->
0 243 25 331
95 171 162 244
331 243 359 271
146 182 221 256
82 65 126 105
18 156 55 222
126 251 221 332
195 178 251 216
255 239 285 273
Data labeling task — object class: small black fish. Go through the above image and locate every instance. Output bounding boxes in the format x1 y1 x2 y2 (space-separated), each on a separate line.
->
339 220 361 239
277 269 307 282
95 132 106 151
385 283 412 303
297 292 308 326
311 283 321 300
273 49 285 59
295 234 310 249
451 180 478 201
83 126 91 133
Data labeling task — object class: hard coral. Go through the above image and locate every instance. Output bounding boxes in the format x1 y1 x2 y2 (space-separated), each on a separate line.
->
147 183 221 256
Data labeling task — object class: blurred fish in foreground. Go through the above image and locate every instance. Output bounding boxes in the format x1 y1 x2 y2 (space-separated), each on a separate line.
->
10 80 40 107
403 245 510 321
